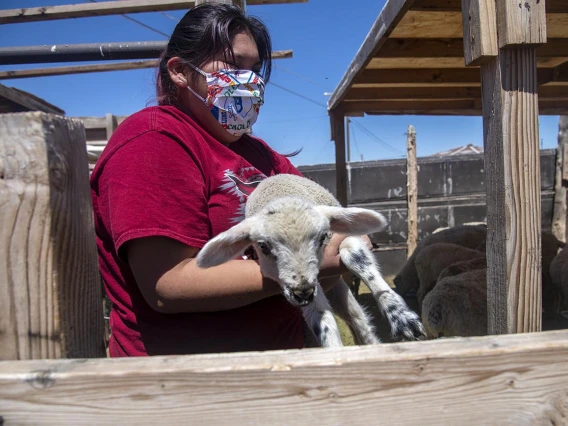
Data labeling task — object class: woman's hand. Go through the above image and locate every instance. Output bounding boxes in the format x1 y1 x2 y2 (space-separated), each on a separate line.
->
318 233 373 291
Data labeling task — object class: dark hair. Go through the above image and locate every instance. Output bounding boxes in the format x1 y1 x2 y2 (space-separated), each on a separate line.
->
157 3 272 105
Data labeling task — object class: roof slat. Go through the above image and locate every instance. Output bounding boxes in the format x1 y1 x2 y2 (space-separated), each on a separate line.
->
344 85 568 101
390 12 568 39
412 0 565 13
377 38 568 58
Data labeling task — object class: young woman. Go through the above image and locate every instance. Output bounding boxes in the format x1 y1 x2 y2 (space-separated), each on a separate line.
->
91 3 350 357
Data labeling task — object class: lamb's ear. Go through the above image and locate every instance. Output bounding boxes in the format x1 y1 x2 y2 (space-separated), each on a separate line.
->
196 217 257 268
315 206 387 235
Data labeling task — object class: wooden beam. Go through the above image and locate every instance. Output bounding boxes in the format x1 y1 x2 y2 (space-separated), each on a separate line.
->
338 99 567 116
330 110 348 207
353 67 565 86
0 60 158 80
345 86 481 100
412 0 566 12
0 84 64 115
0 0 195 24
461 0 497 65
0 50 292 79
376 38 465 57
341 99 478 115
377 38 568 59
354 68 481 85
497 0 547 47
1 330 568 424
391 11 568 39
406 125 418 257
391 11 464 38
195 0 244 8
551 116 568 243
0 112 106 360
328 0 415 111
344 85 568 101
105 113 118 141
368 56 568 69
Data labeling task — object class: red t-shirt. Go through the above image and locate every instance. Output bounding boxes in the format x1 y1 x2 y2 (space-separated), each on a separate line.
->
90 105 305 357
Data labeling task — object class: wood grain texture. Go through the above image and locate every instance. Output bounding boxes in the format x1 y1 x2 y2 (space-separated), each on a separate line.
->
391 11 566 39
406 125 418 257
0 0 196 24
0 60 159 80
1 330 568 425
461 0 498 66
353 67 567 86
482 47 543 335
0 48 293 80
196 0 244 7
497 0 547 47
413 0 565 13
377 38 568 59
551 116 567 243
0 112 105 360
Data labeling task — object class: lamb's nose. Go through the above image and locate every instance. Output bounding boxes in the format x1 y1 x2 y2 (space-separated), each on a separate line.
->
292 287 315 305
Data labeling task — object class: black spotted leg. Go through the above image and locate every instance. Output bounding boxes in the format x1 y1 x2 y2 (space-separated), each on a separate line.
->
339 236 425 341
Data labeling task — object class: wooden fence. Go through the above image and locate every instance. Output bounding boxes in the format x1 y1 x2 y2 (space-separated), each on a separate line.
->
1 330 568 424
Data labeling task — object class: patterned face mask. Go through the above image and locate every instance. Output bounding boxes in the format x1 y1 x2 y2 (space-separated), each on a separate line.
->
187 65 265 137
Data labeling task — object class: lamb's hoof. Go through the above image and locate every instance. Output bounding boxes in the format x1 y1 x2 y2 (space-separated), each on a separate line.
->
391 311 426 341
380 292 426 341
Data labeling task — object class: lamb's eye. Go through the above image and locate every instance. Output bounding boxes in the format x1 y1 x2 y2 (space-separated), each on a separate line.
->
319 232 330 248
257 242 271 256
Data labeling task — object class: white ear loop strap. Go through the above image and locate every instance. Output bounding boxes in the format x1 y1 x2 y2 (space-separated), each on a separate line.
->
187 85 207 102
187 64 208 102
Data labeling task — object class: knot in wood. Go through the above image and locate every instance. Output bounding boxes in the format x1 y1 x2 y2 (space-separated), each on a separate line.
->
26 369 56 390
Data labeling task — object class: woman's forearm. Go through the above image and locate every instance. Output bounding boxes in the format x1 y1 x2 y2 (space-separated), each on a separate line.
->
154 258 282 313
126 235 346 315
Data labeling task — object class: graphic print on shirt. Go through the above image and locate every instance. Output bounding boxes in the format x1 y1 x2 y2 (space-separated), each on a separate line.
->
218 168 266 223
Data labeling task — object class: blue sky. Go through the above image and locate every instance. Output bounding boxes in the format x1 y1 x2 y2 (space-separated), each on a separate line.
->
0 0 562 166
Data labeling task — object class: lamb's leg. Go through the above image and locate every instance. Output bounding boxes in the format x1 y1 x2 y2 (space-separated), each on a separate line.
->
339 236 425 341
301 283 343 348
324 277 380 345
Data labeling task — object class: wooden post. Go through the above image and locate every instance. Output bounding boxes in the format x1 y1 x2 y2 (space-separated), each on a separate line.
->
106 113 118 141
330 110 348 206
406 125 418 257
461 0 546 334
0 112 106 360
552 116 568 243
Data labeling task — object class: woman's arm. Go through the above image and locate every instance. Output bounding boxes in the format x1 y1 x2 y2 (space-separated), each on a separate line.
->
126 233 353 314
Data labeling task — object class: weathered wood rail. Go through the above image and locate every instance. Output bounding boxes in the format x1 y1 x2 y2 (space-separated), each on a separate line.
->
1 330 568 424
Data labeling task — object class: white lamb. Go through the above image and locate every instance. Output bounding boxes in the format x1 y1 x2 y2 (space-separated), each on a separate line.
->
196 174 425 347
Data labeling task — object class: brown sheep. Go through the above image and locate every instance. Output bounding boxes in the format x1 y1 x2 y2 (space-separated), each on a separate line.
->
393 224 487 297
421 268 487 338
414 243 485 310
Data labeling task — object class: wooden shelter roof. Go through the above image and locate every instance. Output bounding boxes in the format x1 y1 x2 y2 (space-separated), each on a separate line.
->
0 83 65 115
328 0 568 116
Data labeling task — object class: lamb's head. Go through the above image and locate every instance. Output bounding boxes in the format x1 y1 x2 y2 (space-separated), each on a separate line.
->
196 197 387 307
